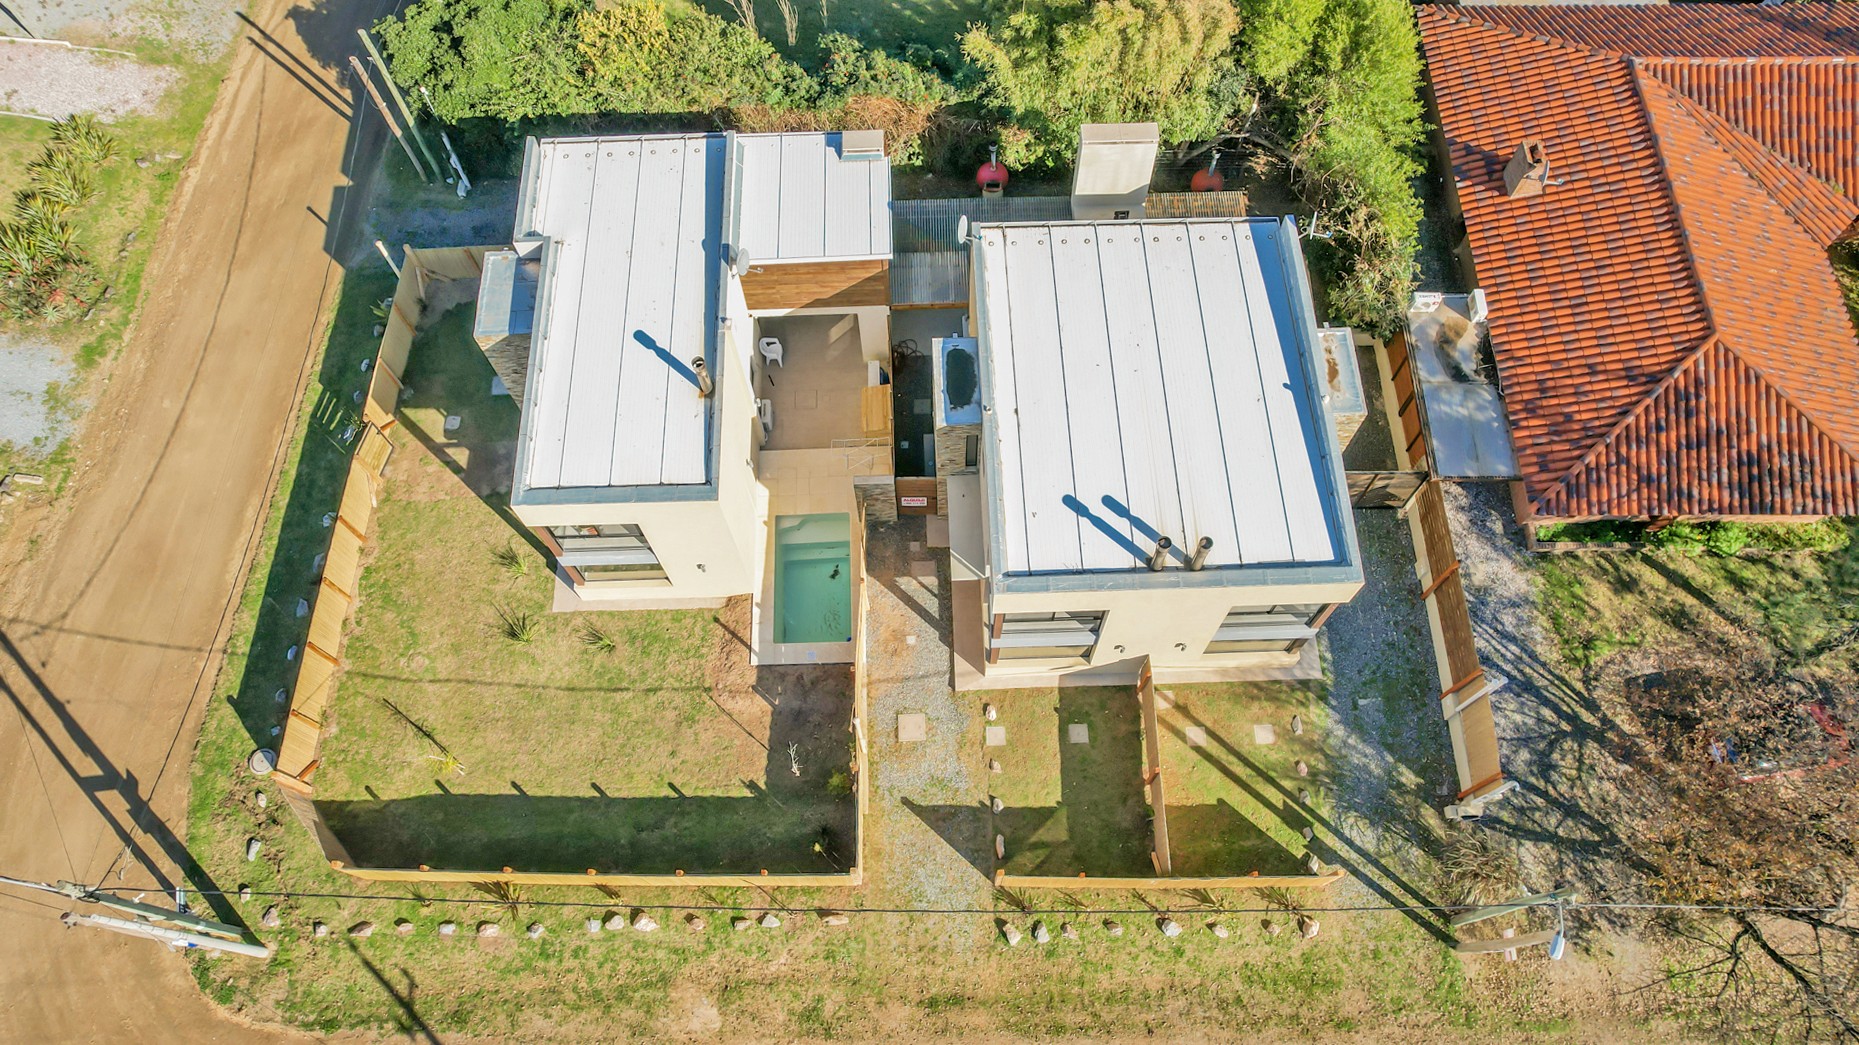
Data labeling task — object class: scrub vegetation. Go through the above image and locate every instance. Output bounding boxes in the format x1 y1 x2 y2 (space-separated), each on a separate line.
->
373 0 1426 331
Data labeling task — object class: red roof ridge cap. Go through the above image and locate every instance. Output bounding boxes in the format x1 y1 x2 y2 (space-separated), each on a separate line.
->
1629 71 1722 332
1423 6 1623 61
1530 334 1727 516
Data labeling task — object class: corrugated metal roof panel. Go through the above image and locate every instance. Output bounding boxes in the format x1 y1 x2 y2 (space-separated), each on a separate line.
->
975 217 1347 577
736 132 891 263
519 134 723 491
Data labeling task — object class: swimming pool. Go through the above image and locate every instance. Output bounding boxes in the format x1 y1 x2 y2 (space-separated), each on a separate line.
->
773 513 853 644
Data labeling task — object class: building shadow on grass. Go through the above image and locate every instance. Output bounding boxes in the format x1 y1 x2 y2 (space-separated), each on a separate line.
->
1162 704 1455 945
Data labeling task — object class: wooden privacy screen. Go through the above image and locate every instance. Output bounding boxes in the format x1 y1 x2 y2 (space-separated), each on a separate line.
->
1409 481 1506 800
740 259 888 311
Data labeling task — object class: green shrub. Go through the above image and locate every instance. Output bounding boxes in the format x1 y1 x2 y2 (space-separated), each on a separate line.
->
1534 520 1644 544
0 117 116 322
1645 521 1709 552
961 0 1250 170
1742 519 1853 553
826 768 854 797
1702 521 1750 558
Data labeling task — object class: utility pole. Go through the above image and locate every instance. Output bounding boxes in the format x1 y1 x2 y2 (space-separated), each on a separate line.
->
356 29 443 182
1 875 270 959
348 55 429 183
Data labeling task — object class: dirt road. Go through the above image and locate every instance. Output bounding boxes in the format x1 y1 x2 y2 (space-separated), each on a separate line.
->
0 0 393 1038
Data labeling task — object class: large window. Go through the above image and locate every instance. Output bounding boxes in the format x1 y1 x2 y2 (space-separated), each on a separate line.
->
549 524 667 582
1204 604 1325 655
990 611 1104 662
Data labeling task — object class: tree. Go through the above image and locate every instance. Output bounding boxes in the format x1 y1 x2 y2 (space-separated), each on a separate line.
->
375 0 591 122
1238 0 1424 333
961 0 1250 169
1616 656 1858 1040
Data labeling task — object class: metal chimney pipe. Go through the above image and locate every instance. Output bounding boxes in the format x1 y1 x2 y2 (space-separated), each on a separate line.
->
1187 536 1213 571
1146 536 1172 572
692 358 714 398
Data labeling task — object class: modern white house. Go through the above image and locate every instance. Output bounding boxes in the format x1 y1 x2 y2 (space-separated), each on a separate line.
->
475 127 1360 680
474 129 896 665
945 215 1364 686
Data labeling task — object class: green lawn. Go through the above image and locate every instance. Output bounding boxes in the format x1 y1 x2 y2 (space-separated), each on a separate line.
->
1155 681 1330 877
303 304 856 874
988 687 1153 877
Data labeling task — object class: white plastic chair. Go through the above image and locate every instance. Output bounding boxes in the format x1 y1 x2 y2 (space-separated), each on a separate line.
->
756 398 775 435
758 337 785 369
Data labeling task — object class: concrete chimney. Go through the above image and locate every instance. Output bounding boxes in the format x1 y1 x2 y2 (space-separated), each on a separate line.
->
1503 141 1550 199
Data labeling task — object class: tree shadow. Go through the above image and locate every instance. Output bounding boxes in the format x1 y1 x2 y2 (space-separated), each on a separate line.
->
346 940 443 1044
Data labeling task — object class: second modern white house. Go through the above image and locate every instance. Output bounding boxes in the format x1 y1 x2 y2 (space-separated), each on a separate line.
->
475 126 1362 680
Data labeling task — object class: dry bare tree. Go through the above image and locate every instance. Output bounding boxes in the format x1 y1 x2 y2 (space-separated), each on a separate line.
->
773 0 799 47
721 0 758 38
1614 651 1858 1041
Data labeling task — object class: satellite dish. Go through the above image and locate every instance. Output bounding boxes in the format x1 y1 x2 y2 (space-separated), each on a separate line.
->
731 248 754 276
956 215 970 245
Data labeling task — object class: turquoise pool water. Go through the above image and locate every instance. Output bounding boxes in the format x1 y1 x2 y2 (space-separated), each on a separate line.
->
773 513 853 644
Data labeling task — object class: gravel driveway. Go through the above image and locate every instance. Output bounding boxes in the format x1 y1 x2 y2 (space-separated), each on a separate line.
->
0 41 179 119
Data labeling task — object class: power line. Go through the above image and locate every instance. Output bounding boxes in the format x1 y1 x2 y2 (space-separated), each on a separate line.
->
5 878 1833 920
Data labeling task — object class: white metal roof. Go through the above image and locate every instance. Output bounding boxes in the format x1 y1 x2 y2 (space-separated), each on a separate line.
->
518 134 725 490
733 132 891 263
974 217 1347 577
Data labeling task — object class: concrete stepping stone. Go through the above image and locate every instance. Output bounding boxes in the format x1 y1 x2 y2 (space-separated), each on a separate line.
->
1185 726 1207 747
897 712 927 743
985 725 1006 746
1253 723 1277 745
1067 723 1090 744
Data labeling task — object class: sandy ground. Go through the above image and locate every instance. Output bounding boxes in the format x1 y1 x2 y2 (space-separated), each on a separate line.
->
0 0 395 1039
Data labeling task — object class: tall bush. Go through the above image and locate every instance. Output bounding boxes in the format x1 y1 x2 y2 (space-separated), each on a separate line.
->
1 117 114 322
961 0 1250 169
1240 0 1425 333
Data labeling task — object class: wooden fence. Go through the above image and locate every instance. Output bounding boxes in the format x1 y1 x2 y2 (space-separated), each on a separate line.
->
1408 480 1506 801
1383 333 1432 472
270 245 866 888
999 656 1342 892
1137 659 1172 876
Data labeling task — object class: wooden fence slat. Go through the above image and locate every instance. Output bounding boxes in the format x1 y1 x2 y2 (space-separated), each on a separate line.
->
994 870 1346 891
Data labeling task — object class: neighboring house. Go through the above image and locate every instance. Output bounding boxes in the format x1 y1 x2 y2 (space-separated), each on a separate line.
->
476 126 1363 681
1417 3 1859 525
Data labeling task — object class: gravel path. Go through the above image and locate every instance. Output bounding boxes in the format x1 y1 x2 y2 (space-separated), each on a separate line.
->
861 518 991 927
1442 481 1646 901
0 41 179 119
0 335 73 453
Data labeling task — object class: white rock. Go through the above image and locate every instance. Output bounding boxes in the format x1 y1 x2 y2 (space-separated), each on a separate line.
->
238 885 252 903
438 921 457 936
1208 922 1229 939
1031 920 1050 944
731 917 754 931
758 912 781 928
477 922 500 938
1001 924 1022 947
244 838 261 861
584 918 603 934
1157 917 1182 938
1103 920 1123 937
261 905 280 928
312 921 329 938
631 913 659 932
990 795 1003 813
348 921 375 938
603 913 627 931
989 759 1002 774
396 919 415 935
820 912 850 926
984 703 997 721
1295 760 1309 777
1298 915 1320 939
526 923 546 939
1060 922 1078 940
685 914 707 932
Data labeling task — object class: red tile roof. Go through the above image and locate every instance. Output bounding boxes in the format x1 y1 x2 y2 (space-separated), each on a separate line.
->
1418 4 1859 520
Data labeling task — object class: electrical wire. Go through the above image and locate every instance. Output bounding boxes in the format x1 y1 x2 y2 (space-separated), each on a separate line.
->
2 878 1832 920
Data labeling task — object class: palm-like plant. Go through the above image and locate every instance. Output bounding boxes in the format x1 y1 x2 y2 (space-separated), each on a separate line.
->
29 153 97 208
49 115 118 167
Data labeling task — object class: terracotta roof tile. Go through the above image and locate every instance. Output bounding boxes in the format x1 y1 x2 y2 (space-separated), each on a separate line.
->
1418 4 1859 519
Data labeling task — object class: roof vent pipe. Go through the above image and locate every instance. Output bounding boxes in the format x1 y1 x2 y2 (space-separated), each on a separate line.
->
692 358 714 398
1146 537 1172 572
1187 537 1213 571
